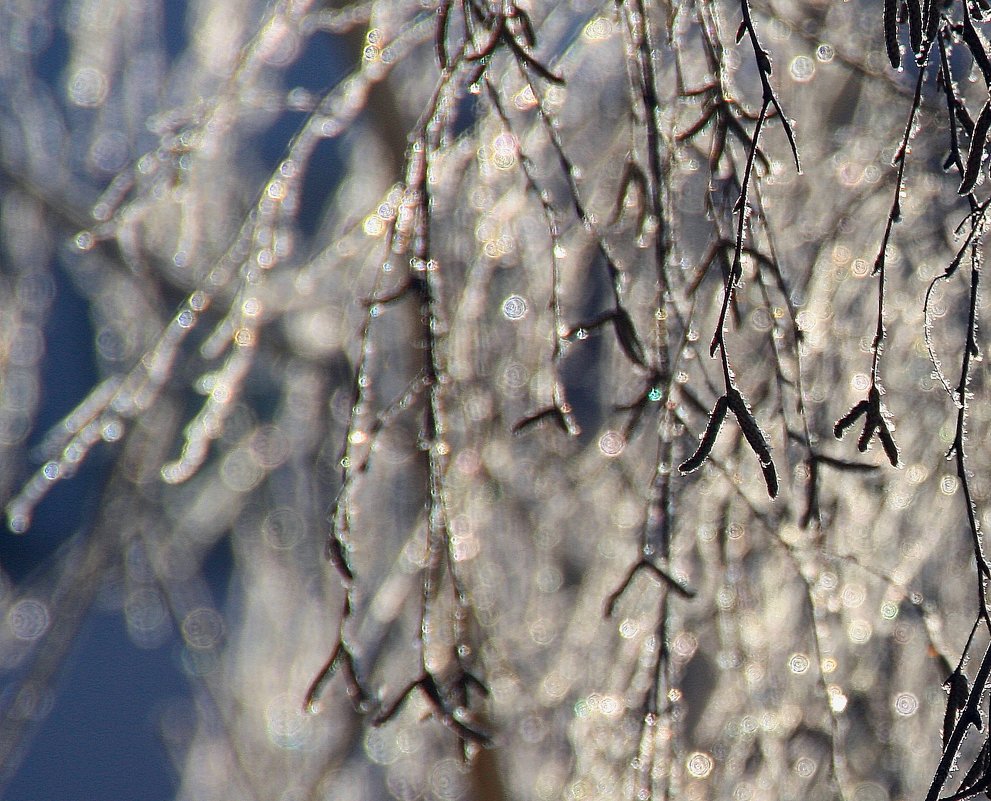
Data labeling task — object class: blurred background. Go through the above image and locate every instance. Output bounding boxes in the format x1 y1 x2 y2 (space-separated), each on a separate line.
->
0 1 987 800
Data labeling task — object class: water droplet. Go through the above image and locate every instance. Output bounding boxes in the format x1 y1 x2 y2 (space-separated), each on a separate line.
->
9 599 50 640
430 757 468 800
672 631 698 659
68 67 108 107
502 294 528 320
513 86 537 110
598 430 625 457
160 463 181 483
789 55 815 82
686 752 713 778
124 588 168 642
74 231 95 251
894 692 918 716
181 607 224 650
789 653 810 674
848 619 872 644
266 693 313 749
8 511 29 534
828 685 848 713
583 17 613 41
794 756 817 778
